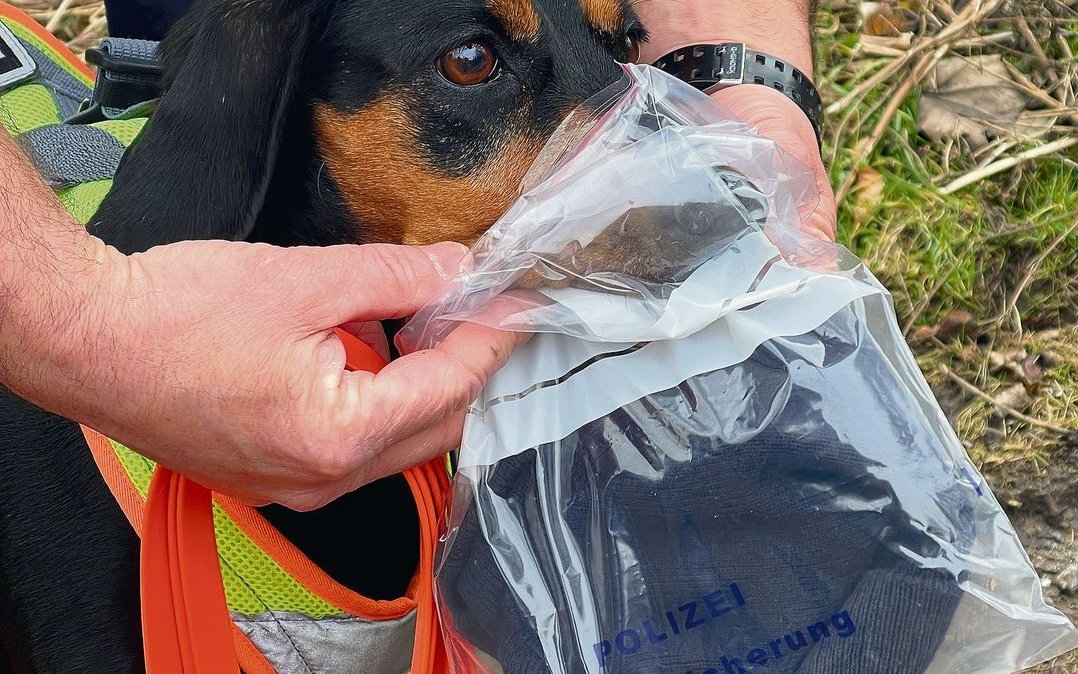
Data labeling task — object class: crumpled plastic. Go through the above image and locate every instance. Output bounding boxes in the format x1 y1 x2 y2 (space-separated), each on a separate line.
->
397 64 1078 674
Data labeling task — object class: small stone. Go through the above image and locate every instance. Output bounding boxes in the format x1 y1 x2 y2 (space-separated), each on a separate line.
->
994 383 1030 414
1054 563 1078 596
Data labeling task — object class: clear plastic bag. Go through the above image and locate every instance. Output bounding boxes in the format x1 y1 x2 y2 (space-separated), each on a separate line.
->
397 65 1078 674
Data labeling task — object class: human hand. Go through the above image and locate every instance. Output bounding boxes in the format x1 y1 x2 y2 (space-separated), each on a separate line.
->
711 85 836 242
23 239 521 511
635 0 837 243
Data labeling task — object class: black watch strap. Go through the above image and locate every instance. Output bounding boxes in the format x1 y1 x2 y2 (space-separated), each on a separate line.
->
652 43 822 146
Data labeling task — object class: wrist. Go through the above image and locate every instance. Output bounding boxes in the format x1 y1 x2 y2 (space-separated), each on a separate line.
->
712 84 818 155
0 133 133 419
49 238 127 387
0 229 124 418
637 1 815 82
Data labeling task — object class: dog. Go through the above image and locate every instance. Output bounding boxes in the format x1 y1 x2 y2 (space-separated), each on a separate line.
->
0 0 649 670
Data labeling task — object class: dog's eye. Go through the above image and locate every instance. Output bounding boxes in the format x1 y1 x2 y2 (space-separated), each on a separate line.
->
439 41 499 86
622 35 641 63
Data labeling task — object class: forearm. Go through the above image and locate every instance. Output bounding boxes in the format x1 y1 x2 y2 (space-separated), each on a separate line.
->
0 132 117 413
636 0 816 81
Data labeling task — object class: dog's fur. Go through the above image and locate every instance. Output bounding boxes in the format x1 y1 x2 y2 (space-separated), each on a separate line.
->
0 0 645 670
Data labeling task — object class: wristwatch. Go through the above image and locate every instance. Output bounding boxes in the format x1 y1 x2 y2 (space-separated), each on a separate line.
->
652 43 822 146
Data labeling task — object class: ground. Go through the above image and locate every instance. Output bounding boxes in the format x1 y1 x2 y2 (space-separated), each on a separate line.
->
8 0 1078 670
815 2 1078 671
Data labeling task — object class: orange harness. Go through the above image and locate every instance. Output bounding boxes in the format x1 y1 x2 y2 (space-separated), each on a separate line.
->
80 330 449 673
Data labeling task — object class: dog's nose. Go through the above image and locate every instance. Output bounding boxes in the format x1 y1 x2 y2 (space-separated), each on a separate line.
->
670 202 744 249
682 203 713 237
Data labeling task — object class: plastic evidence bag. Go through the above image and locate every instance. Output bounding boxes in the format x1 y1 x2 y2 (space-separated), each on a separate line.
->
397 65 1078 674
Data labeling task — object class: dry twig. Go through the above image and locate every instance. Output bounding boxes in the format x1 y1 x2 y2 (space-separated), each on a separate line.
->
826 0 1006 116
834 47 945 204
941 365 1077 437
941 136 1078 193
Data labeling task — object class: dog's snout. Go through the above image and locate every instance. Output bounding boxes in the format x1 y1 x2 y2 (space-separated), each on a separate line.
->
514 176 771 290
682 203 714 237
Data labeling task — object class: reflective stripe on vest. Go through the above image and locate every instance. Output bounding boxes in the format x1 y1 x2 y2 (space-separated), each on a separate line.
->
0 6 447 670
80 427 430 674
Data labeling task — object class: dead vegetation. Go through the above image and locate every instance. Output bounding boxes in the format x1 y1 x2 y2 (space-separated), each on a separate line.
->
9 0 104 55
823 2 1077 670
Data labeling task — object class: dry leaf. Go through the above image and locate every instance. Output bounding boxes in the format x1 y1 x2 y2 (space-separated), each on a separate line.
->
1019 355 1046 389
853 167 886 224
917 55 1056 150
936 309 976 342
986 349 1046 393
861 1 922 37
910 325 938 343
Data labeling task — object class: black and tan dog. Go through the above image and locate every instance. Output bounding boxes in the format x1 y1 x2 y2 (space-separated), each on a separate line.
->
0 0 648 670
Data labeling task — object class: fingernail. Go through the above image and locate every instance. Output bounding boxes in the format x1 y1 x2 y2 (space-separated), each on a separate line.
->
423 241 471 275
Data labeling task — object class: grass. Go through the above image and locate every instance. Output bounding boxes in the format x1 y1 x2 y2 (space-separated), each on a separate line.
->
817 0 1078 468
8 0 105 54
817 5 1078 668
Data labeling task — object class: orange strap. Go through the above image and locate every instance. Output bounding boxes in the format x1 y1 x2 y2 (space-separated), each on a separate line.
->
404 461 448 674
141 468 240 673
140 328 405 674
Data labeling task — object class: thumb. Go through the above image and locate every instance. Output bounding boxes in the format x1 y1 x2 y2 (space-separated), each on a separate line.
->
283 241 469 328
711 86 836 242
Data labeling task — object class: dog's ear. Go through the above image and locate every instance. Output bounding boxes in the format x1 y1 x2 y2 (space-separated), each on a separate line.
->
91 0 330 254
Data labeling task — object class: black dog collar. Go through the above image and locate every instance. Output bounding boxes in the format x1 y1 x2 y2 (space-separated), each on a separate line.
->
652 43 822 147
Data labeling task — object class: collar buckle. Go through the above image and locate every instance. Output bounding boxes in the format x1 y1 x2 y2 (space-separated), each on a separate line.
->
70 38 163 124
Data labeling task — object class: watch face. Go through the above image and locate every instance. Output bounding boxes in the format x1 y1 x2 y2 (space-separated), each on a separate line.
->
0 24 36 90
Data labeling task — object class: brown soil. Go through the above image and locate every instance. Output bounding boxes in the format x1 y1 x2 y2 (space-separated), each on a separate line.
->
982 443 1078 672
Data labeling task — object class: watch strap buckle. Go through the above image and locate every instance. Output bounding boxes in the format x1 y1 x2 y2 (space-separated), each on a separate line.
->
653 43 746 93
651 42 823 149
